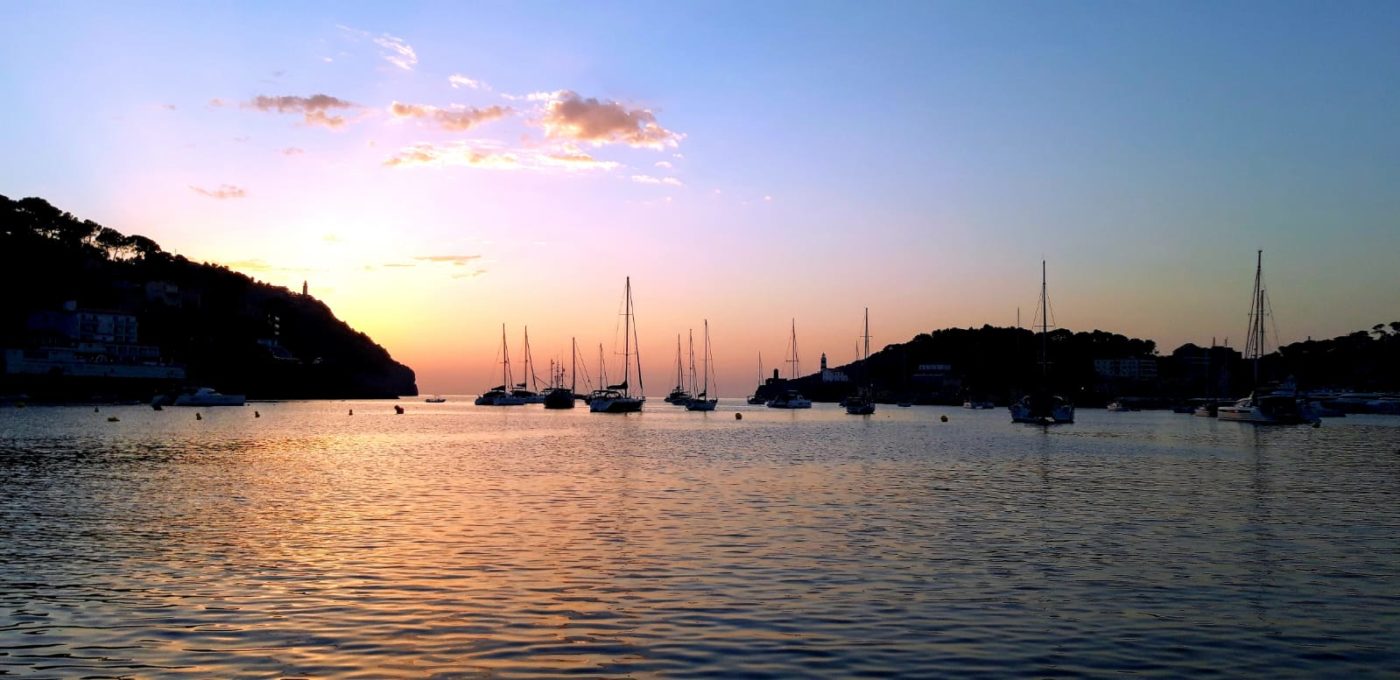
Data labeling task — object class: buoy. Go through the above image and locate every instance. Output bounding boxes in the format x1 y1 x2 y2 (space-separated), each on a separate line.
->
254 410 260 418
394 405 404 415
195 412 202 420
107 416 119 422
1312 420 1321 428
94 406 100 413
940 415 948 422
348 409 354 416
735 412 742 420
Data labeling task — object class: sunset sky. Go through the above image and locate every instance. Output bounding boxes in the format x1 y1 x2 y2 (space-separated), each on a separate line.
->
3 2 1398 395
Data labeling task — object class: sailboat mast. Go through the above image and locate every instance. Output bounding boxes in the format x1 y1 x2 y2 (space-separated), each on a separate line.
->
622 277 631 395
524 327 534 390
571 337 577 392
688 328 696 396
702 319 710 397
676 335 683 389
863 307 871 390
1260 249 1271 388
501 324 510 389
788 319 800 379
1041 260 1049 380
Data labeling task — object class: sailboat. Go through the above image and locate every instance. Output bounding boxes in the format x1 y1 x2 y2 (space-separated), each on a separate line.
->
510 327 545 403
845 308 876 415
590 277 646 413
746 352 767 404
768 319 812 409
1009 261 1074 424
1218 251 1313 425
665 335 692 404
543 338 579 409
475 324 527 406
686 320 719 411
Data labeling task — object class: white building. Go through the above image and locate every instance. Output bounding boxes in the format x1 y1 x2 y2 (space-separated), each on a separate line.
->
1094 358 1159 380
819 353 850 383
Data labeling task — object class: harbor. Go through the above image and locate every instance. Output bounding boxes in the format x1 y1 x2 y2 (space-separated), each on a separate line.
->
3 400 1399 676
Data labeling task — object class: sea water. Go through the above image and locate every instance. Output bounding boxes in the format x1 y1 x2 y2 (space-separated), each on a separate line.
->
2 401 1399 677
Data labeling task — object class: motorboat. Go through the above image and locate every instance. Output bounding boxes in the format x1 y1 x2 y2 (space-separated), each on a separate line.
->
172 387 246 407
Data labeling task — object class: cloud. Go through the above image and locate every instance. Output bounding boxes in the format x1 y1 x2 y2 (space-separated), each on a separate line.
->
449 74 490 90
764 195 774 202
221 258 274 271
413 255 482 264
373 34 417 70
453 269 487 279
539 91 683 149
220 258 314 274
384 141 617 172
190 184 247 199
654 160 672 169
502 90 567 102
282 147 305 156
162 104 177 111
540 149 620 171
247 94 356 128
384 142 522 170
337 25 418 70
631 174 683 187
208 98 227 107
388 101 511 131
382 262 416 268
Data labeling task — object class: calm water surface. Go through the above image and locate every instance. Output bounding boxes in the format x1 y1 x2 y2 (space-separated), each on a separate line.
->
2 401 1399 677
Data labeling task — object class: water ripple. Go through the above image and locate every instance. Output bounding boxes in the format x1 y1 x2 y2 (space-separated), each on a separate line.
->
2 403 1400 676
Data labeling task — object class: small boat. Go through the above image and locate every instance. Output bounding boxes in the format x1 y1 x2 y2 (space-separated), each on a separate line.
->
897 401 913 408
1010 261 1074 425
962 399 995 409
845 308 875 415
665 335 692 405
543 338 581 409
1106 400 1137 412
767 320 812 409
590 277 645 413
172 387 246 407
746 352 767 404
685 320 719 412
425 395 447 403
1219 392 1311 424
768 390 812 409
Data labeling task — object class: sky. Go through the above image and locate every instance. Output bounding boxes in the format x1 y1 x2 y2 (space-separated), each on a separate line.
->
2 1 1398 396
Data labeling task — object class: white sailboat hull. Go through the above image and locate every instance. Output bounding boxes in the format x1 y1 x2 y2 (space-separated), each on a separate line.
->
768 397 812 409
590 396 644 413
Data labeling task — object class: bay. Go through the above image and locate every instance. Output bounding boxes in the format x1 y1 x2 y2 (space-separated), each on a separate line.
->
2 401 1399 677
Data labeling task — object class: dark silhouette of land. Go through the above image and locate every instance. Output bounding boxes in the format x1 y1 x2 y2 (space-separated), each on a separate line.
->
1 195 417 401
758 324 1400 408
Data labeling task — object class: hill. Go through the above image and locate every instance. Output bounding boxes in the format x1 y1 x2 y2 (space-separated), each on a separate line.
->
0 195 417 400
